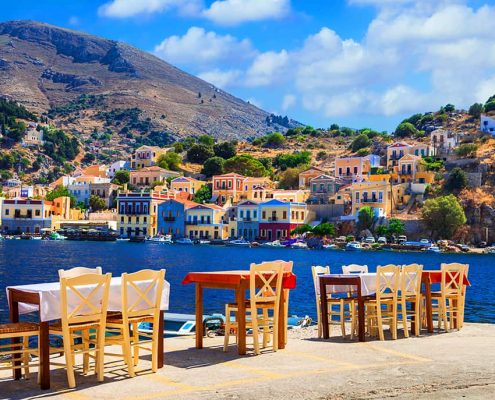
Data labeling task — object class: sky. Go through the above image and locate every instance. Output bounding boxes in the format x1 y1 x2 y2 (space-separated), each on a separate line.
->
2 0 495 132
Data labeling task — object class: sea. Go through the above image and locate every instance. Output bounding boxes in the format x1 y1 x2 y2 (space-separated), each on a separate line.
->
0 240 494 324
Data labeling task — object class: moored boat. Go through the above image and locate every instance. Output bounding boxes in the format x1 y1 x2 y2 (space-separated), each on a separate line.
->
427 245 441 253
291 241 308 249
147 235 173 244
260 240 285 248
226 239 251 247
175 238 194 245
322 244 337 250
345 241 362 251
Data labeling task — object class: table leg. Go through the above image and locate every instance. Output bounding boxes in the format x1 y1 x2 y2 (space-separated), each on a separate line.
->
319 278 329 339
278 289 286 350
39 322 50 390
424 276 434 333
157 310 164 368
357 294 365 342
236 285 246 355
8 291 21 380
195 284 203 349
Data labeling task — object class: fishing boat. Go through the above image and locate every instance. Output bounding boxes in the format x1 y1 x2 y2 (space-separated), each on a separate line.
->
175 238 194 245
427 245 441 253
226 239 251 247
345 241 362 251
260 240 285 248
147 235 173 244
291 241 308 249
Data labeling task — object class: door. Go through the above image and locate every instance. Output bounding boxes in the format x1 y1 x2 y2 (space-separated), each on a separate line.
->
267 230 272 241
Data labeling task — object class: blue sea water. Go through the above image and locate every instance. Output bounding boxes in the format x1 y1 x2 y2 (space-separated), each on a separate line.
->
0 241 494 324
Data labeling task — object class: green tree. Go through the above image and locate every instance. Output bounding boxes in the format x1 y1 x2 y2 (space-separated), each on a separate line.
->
213 142 237 159
290 224 313 235
157 151 182 171
112 170 130 185
46 186 76 207
264 132 286 147
443 104 455 113
193 184 212 203
358 206 375 231
202 157 225 177
187 144 214 164
273 151 311 170
387 218 405 236
173 142 184 153
198 134 215 147
395 122 419 138
312 222 336 237
223 155 267 177
351 134 372 152
444 167 468 192
89 195 106 211
455 143 478 158
421 194 467 239
468 103 484 118
277 167 301 189
376 225 388 236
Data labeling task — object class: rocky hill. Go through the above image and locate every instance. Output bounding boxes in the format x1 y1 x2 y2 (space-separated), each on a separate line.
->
0 20 296 144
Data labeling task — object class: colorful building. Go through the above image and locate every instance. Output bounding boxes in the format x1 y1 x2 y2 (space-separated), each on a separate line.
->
308 174 345 204
130 145 169 169
68 176 111 206
1 199 52 234
89 182 120 209
350 181 409 219
236 200 260 241
212 173 246 204
298 167 328 189
157 198 198 238
386 142 432 168
185 204 228 240
334 155 381 182
117 191 171 238
258 199 310 241
430 129 459 155
170 177 205 197
130 166 180 188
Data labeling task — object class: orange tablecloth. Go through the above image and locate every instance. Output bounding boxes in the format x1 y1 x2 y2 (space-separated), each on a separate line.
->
422 270 470 286
182 270 297 289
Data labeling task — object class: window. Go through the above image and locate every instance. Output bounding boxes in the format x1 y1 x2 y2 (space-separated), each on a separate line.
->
262 211 266 219
354 167 358 174
240 210 244 218
35 210 40 216
378 191 383 202
144 217 147 223
228 180 232 188
5 209 9 215
136 217 140 223
355 192 360 203
253 211 257 219
121 216 124 223
312 184 317 192
283 211 287 219
291 211 295 219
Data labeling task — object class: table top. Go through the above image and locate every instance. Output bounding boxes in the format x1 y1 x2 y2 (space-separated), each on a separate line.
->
182 270 297 289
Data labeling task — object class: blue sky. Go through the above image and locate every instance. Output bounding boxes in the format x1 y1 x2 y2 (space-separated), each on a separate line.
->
2 0 495 132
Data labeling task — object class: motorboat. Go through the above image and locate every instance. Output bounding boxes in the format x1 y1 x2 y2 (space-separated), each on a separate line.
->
260 240 285 248
175 238 194 245
147 235 173 244
322 244 337 250
195 239 211 245
345 241 362 251
138 313 225 337
427 245 441 253
291 241 308 249
116 237 130 242
30 236 42 240
49 232 67 240
226 239 251 247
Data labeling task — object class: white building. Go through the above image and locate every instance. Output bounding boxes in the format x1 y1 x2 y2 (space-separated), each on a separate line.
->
480 115 495 135
68 176 111 206
22 128 44 146
107 160 129 179
430 129 459 155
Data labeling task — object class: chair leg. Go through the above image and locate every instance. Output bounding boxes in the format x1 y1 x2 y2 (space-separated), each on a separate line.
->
223 305 231 352
251 310 260 355
376 307 384 341
22 336 30 380
122 324 135 377
339 299 346 338
262 308 269 348
391 307 398 340
414 301 421 336
62 331 76 388
96 328 105 383
402 300 409 338
272 307 279 353
132 323 139 367
82 330 90 375
317 299 322 339
151 319 160 373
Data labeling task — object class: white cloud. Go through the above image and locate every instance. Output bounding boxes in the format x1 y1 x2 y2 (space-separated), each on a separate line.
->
197 69 241 89
203 0 290 26
154 27 255 67
98 0 201 18
281 94 296 111
68 16 80 26
245 50 289 86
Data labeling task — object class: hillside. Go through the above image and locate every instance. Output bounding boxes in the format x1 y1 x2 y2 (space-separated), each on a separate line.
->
0 20 297 146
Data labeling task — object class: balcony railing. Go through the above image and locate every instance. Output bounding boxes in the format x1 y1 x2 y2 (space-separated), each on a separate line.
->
163 216 176 222
360 198 381 203
268 217 278 221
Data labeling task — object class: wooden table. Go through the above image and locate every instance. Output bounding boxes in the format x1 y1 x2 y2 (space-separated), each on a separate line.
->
7 285 167 390
182 270 296 355
318 275 366 342
421 271 470 333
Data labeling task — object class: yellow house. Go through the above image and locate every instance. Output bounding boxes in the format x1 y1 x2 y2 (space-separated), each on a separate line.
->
170 176 205 196
386 142 432 168
298 167 328 189
335 155 380 182
271 189 309 203
83 165 109 178
131 145 169 169
1 199 52 234
185 204 228 240
391 154 435 184
130 166 180 187
350 181 409 218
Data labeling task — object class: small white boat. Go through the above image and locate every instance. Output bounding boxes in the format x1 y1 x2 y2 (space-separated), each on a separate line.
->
175 238 194 245
261 240 285 248
116 237 130 242
147 235 173 244
291 241 308 249
322 244 337 250
484 246 495 254
30 236 42 240
427 245 441 253
195 239 211 245
226 239 251 247
346 241 362 251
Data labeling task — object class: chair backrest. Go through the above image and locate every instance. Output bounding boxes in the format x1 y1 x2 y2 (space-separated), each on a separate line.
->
249 262 284 306
440 263 465 297
375 265 400 302
121 269 166 319
60 273 111 327
400 264 423 298
342 264 368 274
59 266 103 279
259 260 293 273
311 265 330 297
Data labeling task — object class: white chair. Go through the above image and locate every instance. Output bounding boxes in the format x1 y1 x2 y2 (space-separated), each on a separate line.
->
342 264 368 274
58 266 102 279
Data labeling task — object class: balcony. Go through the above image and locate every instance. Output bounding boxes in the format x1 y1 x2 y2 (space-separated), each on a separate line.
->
239 217 252 222
360 198 382 204
268 217 278 222
186 221 198 225
121 210 149 216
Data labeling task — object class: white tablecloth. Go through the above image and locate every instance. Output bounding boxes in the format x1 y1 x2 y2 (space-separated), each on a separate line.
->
7 277 170 322
319 273 403 297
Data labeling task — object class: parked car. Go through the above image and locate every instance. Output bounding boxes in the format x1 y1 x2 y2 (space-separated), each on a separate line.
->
398 235 407 244
364 236 375 243
377 236 387 244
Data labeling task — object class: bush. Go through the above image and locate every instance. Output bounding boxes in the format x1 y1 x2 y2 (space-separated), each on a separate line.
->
277 167 302 189
421 194 466 239
395 122 419 138
351 134 372 152
157 151 182 171
468 103 484 118
444 167 468 192
455 143 478 158
358 206 375 231
273 151 311 170
112 170 130 185
223 155 267 177
198 135 215 147
193 184 212 204
202 157 225 177
213 142 237 159
187 144 214 164
264 132 286 147
89 195 106 211
356 148 371 156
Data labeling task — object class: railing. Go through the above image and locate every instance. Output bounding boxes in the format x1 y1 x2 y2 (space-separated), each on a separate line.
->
14 215 33 219
360 198 381 204
239 217 252 222
268 217 278 221
186 221 198 225
163 216 176 222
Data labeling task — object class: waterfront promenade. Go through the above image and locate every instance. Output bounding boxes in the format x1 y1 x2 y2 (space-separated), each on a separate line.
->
2 323 494 399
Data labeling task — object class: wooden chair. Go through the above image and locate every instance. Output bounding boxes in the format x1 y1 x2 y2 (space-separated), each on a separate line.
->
342 264 368 274
106 269 165 376
0 322 39 381
399 264 423 337
49 273 111 388
311 266 355 339
459 264 469 329
364 265 400 341
431 263 466 331
58 267 102 278
224 262 284 355
279 261 294 345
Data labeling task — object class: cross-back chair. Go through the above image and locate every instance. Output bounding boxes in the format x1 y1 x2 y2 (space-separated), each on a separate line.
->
58 267 102 279
399 264 423 337
342 264 368 274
